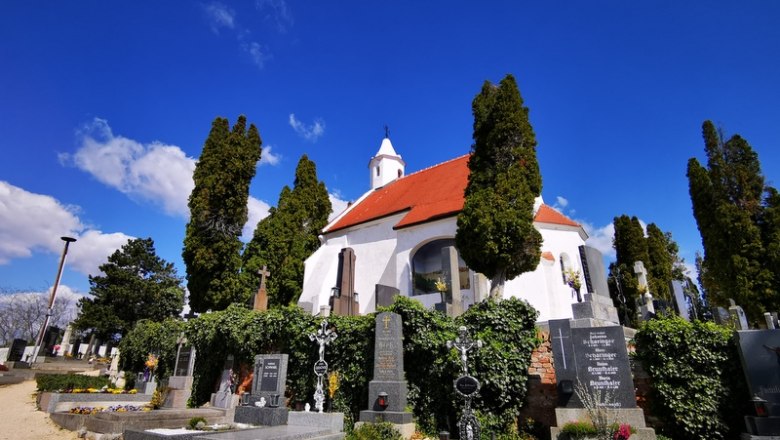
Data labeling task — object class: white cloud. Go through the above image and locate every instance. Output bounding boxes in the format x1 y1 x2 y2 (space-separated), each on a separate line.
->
0 181 133 277
256 0 293 32
259 145 281 166
555 196 569 209
203 2 236 34
581 221 616 260
242 196 272 240
61 118 196 218
243 41 271 69
328 192 350 222
289 114 325 142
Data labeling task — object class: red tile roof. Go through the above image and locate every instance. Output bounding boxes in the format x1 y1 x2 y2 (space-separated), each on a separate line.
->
541 251 555 261
325 154 580 233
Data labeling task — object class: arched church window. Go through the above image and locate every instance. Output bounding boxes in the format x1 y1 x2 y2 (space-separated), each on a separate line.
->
560 253 572 284
397 169 403 178
376 166 380 176
411 239 470 296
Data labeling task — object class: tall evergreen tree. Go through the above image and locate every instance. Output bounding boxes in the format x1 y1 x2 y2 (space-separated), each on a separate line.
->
646 223 673 301
183 116 262 312
456 74 542 300
242 155 331 307
74 238 184 340
608 215 648 327
687 120 776 321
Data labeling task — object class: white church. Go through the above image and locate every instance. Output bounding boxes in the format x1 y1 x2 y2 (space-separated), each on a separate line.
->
298 136 590 323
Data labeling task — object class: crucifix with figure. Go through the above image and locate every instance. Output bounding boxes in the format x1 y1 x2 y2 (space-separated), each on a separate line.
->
253 265 270 311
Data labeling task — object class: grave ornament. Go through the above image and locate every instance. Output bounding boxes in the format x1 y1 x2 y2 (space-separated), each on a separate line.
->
447 326 482 440
309 320 337 413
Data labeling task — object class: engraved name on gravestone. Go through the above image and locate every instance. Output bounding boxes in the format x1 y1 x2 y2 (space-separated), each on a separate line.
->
571 326 636 408
252 354 289 402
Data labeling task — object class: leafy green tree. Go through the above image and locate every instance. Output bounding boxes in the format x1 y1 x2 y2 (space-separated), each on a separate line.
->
183 115 262 312
73 238 184 341
242 155 331 307
687 120 777 321
456 74 542 300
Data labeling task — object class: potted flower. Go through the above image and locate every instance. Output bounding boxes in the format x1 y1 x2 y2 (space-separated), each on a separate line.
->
564 269 583 302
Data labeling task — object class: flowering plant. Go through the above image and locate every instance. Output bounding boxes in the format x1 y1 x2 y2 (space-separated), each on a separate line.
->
613 423 632 440
145 354 159 370
564 269 582 291
434 278 447 293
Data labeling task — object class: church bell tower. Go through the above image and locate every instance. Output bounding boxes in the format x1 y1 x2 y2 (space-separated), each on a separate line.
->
368 129 406 190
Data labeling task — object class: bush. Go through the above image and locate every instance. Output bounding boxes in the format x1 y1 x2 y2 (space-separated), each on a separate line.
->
118 317 184 382
560 420 597 439
634 315 750 440
35 373 110 392
348 422 402 440
188 416 207 430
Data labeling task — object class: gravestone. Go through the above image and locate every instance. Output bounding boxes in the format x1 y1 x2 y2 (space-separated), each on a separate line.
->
211 355 237 409
441 246 463 317
730 299 750 330
359 312 413 432
234 354 290 426
164 338 197 408
253 266 270 312
670 280 690 321
375 284 400 308
7 338 27 362
571 246 619 326
737 330 780 435
766 313 775 330
713 306 731 325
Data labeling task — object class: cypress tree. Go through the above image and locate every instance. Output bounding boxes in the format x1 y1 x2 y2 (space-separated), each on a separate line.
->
183 116 262 312
646 223 673 301
687 120 776 321
608 215 648 327
242 155 331 307
456 74 542 300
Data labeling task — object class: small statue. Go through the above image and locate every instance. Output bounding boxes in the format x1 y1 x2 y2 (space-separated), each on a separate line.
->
258 397 266 408
304 403 311 412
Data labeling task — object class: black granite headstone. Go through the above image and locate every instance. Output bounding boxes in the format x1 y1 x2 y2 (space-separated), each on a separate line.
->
7 338 26 362
174 345 193 377
251 354 289 401
375 284 401 308
570 326 636 408
550 322 636 409
738 330 780 416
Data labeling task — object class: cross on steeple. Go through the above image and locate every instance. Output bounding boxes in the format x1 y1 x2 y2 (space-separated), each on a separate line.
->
384 124 390 139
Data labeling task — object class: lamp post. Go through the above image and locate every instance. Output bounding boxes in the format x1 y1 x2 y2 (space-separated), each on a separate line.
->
31 236 76 364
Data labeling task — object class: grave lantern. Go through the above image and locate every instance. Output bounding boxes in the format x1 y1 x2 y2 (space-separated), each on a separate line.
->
331 287 341 298
240 392 250 406
752 394 769 417
377 391 389 409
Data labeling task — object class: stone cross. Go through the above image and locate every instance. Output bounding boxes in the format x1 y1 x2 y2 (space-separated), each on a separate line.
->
447 326 482 375
308 320 337 413
633 261 648 292
253 265 270 311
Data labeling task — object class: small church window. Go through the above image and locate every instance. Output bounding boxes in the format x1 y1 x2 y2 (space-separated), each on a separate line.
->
398 169 403 178
560 253 571 284
411 239 470 296
376 166 380 176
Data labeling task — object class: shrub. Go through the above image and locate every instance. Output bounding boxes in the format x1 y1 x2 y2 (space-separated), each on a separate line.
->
348 422 402 440
560 420 597 438
118 317 184 382
188 416 207 430
634 315 750 440
36 373 110 392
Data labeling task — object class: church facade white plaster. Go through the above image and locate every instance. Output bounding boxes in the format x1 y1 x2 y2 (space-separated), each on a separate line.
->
298 137 589 323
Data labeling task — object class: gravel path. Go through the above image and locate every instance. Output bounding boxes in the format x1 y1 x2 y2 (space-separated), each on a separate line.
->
0 379 80 440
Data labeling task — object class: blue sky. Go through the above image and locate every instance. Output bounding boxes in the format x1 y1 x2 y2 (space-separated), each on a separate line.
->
1 2 779 301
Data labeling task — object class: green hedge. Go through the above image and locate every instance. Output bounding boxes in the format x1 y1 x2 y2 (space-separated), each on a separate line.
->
634 315 749 440
35 373 111 392
127 296 538 437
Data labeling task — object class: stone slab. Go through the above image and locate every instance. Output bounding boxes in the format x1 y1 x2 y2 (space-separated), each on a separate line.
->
358 410 413 424
234 406 289 426
124 429 205 440
169 376 194 390
554 407 647 427
287 411 344 432
190 425 336 440
85 408 229 434
371 313 405 382
38 391 151 413
49 412 89 431
742 435 780 440
746 416 780 436
366 380 408 412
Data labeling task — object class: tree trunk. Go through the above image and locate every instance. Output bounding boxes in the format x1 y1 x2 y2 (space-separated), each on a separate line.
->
489 270 506 301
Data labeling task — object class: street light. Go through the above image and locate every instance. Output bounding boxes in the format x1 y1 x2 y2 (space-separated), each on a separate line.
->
31 236 76 364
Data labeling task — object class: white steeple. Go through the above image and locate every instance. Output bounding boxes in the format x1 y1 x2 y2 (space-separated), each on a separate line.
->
368 134 405 190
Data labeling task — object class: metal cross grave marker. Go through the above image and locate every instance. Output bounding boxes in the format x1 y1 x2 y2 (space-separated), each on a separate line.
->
447 326 482 440
308 320 337 413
